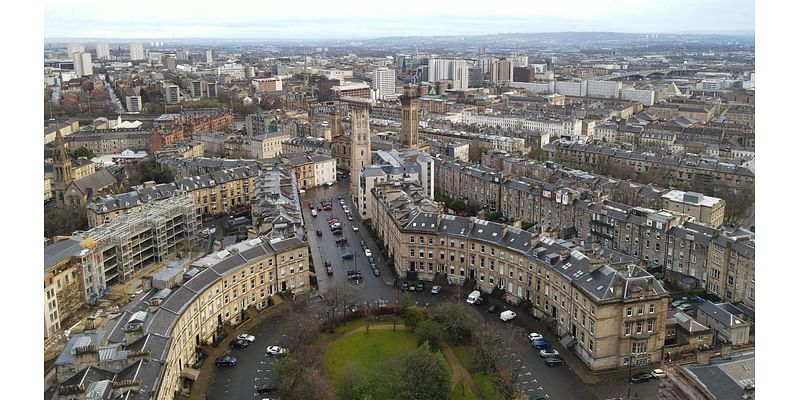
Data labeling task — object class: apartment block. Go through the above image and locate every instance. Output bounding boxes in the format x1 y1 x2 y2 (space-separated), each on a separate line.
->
661 190 725 228
251 132 291 158
434 155 503 211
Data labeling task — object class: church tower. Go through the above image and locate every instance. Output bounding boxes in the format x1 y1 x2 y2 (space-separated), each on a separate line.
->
330 102 343 138
400 84 420 150
349 106 371 206
52 125 74 208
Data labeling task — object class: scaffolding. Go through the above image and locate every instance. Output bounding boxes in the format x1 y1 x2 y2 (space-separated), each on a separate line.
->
79 194 198 284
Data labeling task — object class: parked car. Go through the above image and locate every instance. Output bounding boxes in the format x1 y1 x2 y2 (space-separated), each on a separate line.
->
332 229 343 236
215 355 237 367
500 310 516 321
539 349 560 358
671 300 686 308
531 339 551 349
408 283 416 292
651 368 667 378
430 285 441 295
473 297 484 306
528 332 544 341
316 230 322 237
677 303 693 312
237 334 255 343
400 281 409 291
544 358 565 367
631 372 654 383
347 272 362 280
330 222 341 229
347 214 354 221
487 305 498 313
266 346 286 357
256 383 277 394
360 240 366 249
415 282 424 291
336 238 348 245
373 268 381 277
342 252 353 259
311 209 317 217
230 339 250 349
364 249 372 257
326 265 333 275
352 225 359 232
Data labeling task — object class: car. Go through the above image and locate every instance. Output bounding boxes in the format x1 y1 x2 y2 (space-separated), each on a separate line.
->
323 204 332 211
364 249 372 257
311 209 317 217
328 218 339 224
326 265 333 275
631 372 654 383
342 252 353 259
473 297 484 306
531 339 551 349
416 282 424 291
671 300 686 308
335 238 347 245
431 285 441 295
339 199 345 205
408 283 416 292
347 272 363 280
237 334 255 343
400 281 409 291
229 338 250 349
367 255 375 263
343 206 350 213
529 388 548 400
539 349 560 358
528 332 544 341
352 225 359 232
347 214 354 221
266 346 286 357
677 303 693 312
373 268 381 276
215 355 237 367
330 222 341 229
332 230 343 236
651 368 667 378
544 357 565 367
316 230 322 236
326 181 334 186
487 305 498 313
369 262 376 270
256 383 277 394
500 310 516 321
360 240 366 249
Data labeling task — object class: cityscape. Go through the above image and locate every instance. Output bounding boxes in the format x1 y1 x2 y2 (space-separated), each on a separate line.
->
42 2 757 400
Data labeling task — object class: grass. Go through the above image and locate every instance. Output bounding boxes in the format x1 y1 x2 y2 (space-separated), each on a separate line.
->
473 372 504 400
323 330 418 398
451 382 478 400
451 345 479 371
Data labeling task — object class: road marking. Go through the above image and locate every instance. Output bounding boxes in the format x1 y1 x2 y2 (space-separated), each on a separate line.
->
525 372 532 376
527 388 534 392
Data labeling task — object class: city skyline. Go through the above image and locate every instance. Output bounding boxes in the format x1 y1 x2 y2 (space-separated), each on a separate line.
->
45 0 754 40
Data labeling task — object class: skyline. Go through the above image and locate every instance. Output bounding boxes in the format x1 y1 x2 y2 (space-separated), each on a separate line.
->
45 0 754 40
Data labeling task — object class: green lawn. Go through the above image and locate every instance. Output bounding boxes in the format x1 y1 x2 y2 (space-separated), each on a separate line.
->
323 330 417 398
451 345 479 371
473 372 504 400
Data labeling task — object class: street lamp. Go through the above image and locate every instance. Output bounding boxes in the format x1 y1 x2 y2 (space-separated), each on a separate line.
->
624 356 633 400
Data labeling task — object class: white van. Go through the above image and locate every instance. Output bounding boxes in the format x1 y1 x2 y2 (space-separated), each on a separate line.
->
466 290 481 304
311 209 318 217
500 310 517 322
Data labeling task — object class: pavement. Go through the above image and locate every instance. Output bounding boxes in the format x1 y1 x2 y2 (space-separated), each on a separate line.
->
201 180 660 400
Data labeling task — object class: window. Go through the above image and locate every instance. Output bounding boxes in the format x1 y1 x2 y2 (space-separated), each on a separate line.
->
410 237 415 243
638 305 644 315
589 339 594 352
636 320 643 334
647 319 654 332
649 303 655 314
589 321 595 335
626 306 633 317
625 321 632 336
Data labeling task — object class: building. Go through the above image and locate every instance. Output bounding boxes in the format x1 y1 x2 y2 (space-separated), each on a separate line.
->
426 139 469 161
369 185 670 372
428 58 470 89
434 155 503 211
190 80 204 98
44 238 106 338
621 88 655 106
250 166 307 240
461 111 583 137
661 190 725 228
66 129 154 155
205 48 213 63
350 107 371 204
331 82 372 99
164 84 180 104
253 77 282 93
162 53 177 71
73 52 93 76
372 67 397 100
490 58 514 84
251 131 291 159
357 149 435 219
67 43 85 58
76 194 199 285
280 153 336 189
52 128 74 208
125 96 142 113
400 85 421 149
659 351 755 400
62 168 118 208
129 42 145 61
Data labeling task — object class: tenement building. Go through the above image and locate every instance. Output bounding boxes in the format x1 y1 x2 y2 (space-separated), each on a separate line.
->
369 184 669 372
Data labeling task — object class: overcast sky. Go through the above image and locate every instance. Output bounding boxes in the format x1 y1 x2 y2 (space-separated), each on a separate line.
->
44 0 755 39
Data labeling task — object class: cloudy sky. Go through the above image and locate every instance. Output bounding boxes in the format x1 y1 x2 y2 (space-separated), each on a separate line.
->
44 0 755 39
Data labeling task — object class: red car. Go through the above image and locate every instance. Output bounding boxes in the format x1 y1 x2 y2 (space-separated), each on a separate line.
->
308 200 315 209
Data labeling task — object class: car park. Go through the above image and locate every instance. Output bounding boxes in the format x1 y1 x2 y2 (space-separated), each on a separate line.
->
544 358 565 367
237 334 255 343
266 346 286 357
430 285 441 295
631 372 654 383
539 349 560 358
215 355 237 367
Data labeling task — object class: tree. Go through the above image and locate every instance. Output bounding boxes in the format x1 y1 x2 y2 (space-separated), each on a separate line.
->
44 206 88 238
274 356 335 400
394 342 451 400
402 307 424 331
72 146 95 160
321 282 360 331
429 303 481 344
415 319 445 352
136 159 175 184
449 198 467 212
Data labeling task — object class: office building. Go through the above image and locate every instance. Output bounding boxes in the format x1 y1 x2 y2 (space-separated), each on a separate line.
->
129 42 145 61
162 53 177 71
490 58 514 84
165 84 180 104
205 48 213 64
125 96 142 113
428 58 470 89
372 67 397 100
96 43 110 60
72 52 93 77
67 43 84 59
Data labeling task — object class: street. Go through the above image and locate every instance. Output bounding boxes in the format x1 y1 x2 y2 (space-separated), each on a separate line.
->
207 180 660 400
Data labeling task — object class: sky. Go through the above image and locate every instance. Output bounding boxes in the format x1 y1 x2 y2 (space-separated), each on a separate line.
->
44 0 754 39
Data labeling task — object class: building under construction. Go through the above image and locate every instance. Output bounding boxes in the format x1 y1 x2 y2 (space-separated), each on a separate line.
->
76 193 200 286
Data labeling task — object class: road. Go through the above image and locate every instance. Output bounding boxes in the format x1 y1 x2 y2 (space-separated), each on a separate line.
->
207 180 660 400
